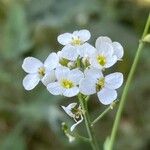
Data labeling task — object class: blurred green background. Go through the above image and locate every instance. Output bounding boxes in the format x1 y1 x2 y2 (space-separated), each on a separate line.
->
0 0 150 149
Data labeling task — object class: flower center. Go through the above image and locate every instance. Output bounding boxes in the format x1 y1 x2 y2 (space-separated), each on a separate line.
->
97 55 106 66
38 67 45 77
96 78 105 91
71 107 82 121
61 79 74 89
71 37 82 46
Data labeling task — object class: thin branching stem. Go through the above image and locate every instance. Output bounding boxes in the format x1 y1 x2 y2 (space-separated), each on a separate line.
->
109 13 150 150
78 94 99 150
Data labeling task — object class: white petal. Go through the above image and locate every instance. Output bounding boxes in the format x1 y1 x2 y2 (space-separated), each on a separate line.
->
112 42 124 59
73 29 91 42
55 66 70 80
97 42 113 57
61 45 78 61
105 72 123 89
41 70 56 86
105 55 117 68
57 33 72 45
84 68 103 79
22 57 43 73
68 69 84 85
78 43 96 57
95 36 112 49
70 116 83 131
44 52 59 70
23 74 40 90
47 82 64 95
97 88 117 105
79 78 96 95
63 87 79 97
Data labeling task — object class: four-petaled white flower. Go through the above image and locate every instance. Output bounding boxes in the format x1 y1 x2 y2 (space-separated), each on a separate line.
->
47 66 84 97
90 41 117 70
79 68 123 105
22 53 59 90
62 103 83 131
95 36 124 60
57 29 96 61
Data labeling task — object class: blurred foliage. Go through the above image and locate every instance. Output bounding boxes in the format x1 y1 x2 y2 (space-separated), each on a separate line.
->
0 0 150 150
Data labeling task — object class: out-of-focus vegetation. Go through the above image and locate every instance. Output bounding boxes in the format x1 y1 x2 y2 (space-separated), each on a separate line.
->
0 0 150 149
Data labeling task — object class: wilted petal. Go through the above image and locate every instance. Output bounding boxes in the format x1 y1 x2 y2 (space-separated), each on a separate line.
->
105 72 123 89
47 82 64 95
23 74 40 90
57 33 72 45
22 57 43 73
97 88 117 105
70 116 83 131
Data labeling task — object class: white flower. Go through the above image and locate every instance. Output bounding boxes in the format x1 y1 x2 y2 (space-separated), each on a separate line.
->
62 103 83 131
95 36 124 60
57 29 96 61
47 66 84 97
79 68 123 105
22 53 59 90
90 42 117 69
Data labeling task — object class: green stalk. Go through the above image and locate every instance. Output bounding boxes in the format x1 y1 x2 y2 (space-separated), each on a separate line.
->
78 94 99 150
109 13 150 150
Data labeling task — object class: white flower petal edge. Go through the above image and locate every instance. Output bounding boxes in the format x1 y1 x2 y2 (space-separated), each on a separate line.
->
112 42 124 60
61 45 78 61
41 70 56 86
105 72 123 89
23 74 40 90
47 82 64 95
70 116 83 131
73 29 91 42
79 78 97 95
63 87 79 97
44 52 59 70
22 57 43 73
57 33 73 45
97 88 117 105
68 68 84 85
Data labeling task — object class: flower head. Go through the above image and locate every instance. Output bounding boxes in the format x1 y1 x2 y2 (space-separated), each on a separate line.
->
79 68 123 105
95 36 124 60
90 42 117 70
47 66 84 97
22 53 59 90
62 103 83 131
57 29 96 61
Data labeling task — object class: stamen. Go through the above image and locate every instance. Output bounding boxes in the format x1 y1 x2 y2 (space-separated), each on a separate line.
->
61 79 74 89
97 55 106 66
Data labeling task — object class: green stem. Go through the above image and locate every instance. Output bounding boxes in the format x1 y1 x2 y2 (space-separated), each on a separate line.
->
91 102 117 127
78 94 99 150
109 13 150 150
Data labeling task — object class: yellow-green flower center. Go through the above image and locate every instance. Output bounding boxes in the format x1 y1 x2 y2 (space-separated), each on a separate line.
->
61 79 74 89
38 67 45 77
97 55 106 66
71 37 82 46
96 78 105 91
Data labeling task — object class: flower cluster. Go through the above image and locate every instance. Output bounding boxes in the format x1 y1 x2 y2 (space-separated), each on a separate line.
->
22 29 124 131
